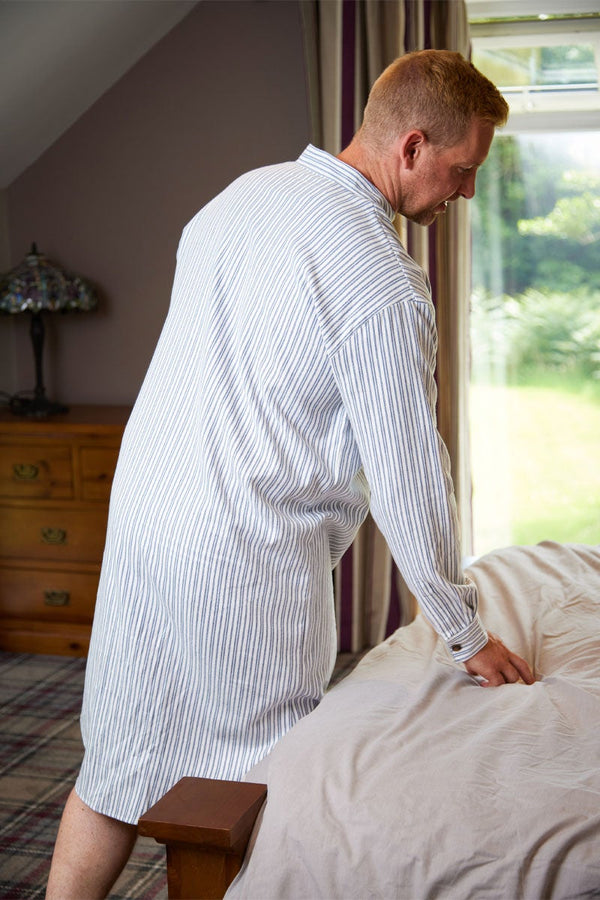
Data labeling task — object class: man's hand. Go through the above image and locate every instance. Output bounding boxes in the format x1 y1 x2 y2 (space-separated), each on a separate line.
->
464 633 535 686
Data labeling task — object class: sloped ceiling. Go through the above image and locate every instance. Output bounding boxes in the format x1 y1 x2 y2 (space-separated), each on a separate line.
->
0 0 198 189
2 0 594 191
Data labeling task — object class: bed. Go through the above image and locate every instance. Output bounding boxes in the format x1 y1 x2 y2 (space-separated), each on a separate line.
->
139 541 600 899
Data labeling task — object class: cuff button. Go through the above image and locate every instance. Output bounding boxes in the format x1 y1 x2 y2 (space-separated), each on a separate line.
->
451 643 462 652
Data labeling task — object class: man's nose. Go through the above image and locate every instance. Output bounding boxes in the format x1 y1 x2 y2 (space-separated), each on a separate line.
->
459 170 477 199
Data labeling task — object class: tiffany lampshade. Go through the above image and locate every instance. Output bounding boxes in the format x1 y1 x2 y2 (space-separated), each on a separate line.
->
0 244 97 417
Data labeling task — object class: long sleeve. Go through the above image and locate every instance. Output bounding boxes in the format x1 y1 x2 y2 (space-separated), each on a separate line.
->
331 296 488 662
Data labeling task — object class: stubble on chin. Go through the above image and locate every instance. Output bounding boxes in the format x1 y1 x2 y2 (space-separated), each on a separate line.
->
407 202 447 227
407 209 437 227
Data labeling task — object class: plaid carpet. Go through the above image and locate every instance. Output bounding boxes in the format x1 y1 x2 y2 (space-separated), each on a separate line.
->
0 648 366 899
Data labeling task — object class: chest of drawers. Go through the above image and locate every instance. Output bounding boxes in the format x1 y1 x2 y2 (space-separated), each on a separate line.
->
0 406 130 656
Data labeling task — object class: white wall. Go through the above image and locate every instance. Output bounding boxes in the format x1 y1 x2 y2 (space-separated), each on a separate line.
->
5 1 311 406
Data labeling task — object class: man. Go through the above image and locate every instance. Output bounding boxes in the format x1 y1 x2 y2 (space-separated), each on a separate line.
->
47 49 534 899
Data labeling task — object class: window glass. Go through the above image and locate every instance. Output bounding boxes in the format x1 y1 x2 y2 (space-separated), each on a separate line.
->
475 43 596 88
472 41 599 111
470 130 600 555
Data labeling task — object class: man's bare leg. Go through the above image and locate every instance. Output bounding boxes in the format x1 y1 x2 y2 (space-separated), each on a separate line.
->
46 788 137 900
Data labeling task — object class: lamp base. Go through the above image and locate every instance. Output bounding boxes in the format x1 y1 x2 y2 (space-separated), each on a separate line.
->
10 394 69 418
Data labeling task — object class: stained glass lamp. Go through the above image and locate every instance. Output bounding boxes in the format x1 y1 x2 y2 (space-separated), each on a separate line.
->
0 244 98 417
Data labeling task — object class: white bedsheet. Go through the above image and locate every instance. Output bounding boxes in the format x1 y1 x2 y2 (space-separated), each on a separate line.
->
227 542 600 899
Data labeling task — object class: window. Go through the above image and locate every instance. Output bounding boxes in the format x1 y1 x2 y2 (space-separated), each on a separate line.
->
467 3 600 555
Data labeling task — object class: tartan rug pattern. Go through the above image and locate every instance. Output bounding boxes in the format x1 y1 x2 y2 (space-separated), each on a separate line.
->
0 651 167 900
0 648 367 899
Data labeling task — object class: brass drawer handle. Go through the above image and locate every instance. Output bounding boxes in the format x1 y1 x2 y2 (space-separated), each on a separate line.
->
44 590 70 607
41 527 67 545
13 463 40 481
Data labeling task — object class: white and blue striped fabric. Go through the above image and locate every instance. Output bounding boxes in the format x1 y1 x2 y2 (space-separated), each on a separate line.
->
76 145 487 823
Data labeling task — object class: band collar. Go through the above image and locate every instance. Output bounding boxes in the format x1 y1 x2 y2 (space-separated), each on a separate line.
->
298 144 396 223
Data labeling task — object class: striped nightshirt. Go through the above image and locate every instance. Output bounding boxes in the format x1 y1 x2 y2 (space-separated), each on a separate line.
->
76 145 487 823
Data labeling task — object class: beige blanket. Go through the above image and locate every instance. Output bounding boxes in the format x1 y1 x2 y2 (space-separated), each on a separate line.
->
227 542 600 899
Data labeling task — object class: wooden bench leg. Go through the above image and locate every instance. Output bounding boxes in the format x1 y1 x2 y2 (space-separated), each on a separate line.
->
138 777 267 900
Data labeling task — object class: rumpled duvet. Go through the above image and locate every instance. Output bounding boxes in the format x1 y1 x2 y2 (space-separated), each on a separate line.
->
226 542 600 899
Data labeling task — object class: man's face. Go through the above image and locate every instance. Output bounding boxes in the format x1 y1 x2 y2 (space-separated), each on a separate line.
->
402 117 495 226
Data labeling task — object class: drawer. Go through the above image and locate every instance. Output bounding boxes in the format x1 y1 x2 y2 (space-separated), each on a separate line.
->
0 617 91 656
0 442 73 500
0 506 109 564
80 445 120 502
0 566 99 623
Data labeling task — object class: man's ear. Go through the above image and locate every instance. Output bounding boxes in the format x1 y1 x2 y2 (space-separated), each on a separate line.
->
398 130 427 169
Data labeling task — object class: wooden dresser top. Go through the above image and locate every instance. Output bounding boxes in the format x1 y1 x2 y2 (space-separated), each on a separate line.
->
0 405 131 435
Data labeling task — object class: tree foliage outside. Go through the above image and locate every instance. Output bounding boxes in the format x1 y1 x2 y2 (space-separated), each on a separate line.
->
469 130 600 552
471 132 600 387
471 288 600 390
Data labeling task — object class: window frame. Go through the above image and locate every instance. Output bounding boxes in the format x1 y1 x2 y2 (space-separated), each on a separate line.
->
470 15 600 133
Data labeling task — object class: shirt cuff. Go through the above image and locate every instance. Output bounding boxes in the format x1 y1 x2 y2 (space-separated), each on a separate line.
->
445 613 488 662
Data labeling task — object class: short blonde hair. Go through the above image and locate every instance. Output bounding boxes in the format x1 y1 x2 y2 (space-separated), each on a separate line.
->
359 49 508 149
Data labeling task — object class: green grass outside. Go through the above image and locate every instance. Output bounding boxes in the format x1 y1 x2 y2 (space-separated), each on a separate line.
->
469 379 600 556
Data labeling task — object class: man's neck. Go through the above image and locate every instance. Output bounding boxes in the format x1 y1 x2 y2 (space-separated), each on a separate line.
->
337 140 400 212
